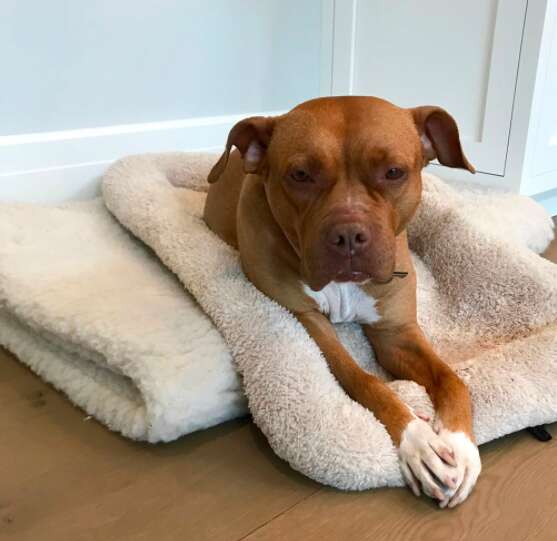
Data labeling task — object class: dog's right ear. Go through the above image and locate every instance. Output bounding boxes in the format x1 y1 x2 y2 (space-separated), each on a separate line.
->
208 116 276 183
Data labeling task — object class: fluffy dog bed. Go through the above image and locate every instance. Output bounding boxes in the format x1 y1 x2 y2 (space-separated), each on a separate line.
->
2 151 557 491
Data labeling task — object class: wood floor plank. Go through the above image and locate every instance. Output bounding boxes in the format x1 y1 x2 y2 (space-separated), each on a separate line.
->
0 349 319 541
243 426 557 541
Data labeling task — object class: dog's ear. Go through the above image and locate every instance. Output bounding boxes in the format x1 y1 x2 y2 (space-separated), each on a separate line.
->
410 106 475 173
208 116 276 183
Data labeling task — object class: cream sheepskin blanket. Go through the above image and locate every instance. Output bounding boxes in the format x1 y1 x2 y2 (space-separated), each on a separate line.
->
1 152 557 490
0 196 245 441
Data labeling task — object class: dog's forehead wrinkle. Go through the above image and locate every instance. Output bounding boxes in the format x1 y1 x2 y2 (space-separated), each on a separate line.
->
272 114 343 170
272 99 420 182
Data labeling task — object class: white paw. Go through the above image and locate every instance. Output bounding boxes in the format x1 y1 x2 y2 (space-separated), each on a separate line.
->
398 419 459 502
435 428 482 508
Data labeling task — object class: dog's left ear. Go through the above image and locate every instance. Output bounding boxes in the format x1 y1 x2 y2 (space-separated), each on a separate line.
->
410 106 475 173
208 116 276 183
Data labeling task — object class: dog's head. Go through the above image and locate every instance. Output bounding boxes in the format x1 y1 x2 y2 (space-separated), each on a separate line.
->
209 96 473 291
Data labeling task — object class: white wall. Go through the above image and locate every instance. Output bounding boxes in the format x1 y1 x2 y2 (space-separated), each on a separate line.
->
1 0 322 135
0 0 324 202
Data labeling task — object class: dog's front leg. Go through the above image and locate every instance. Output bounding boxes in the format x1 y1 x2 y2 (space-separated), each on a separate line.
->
364 323 481 508
297 311 459 502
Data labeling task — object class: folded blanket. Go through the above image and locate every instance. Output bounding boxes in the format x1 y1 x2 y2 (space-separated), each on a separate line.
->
0 195 246 442
1 151 556 491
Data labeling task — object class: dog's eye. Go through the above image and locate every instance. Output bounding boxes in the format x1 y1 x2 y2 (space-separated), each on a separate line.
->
385 167 405 180
290 168 311 183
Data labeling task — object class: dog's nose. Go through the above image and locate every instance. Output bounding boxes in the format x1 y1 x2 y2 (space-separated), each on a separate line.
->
327 223 369 256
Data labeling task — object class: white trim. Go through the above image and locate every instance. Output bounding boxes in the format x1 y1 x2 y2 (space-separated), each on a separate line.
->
1 110 282 176
0 148 223 205
0 162 110 204
0 112 281 147
499 0 550 193
0 159 112 178
474 0 528 174
519 0 557 195
0 110 282 203
426 164 504 190
319 0 335 96
330 0 357 95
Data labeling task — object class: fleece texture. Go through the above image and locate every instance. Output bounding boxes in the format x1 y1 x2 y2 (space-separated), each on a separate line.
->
1 150 556 490
0 197 246 442
100 152 557 490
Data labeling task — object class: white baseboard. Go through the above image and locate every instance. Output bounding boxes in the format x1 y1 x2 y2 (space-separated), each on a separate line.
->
0 162 110 205
0 111 281 204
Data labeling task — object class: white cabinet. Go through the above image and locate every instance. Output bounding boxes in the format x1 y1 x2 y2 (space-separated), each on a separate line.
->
521 0 557 197
321 0 557 214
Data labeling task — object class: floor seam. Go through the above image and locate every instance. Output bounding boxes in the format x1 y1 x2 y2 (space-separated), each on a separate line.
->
236 487 323 541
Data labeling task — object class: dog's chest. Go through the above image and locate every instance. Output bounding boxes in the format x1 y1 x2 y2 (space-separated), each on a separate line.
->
303 282 380 324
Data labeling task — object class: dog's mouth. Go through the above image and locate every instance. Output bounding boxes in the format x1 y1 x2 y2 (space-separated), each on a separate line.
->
334 270 371 283
304 262 407 291
334 270 408 284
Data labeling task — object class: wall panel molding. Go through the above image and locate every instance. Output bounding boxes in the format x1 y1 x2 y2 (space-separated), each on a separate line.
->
0 111 282 203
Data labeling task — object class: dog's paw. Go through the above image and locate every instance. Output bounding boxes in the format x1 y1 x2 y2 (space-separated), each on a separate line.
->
398 418 459 502
435 427 481 508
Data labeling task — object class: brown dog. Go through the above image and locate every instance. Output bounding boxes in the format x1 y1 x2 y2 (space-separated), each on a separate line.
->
204 96 481 508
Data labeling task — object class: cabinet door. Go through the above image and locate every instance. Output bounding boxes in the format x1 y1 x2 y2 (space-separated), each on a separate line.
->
522 0 557 196
326 0 527 176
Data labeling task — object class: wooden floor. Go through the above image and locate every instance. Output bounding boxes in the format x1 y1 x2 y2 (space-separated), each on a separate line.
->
1 219 556 541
